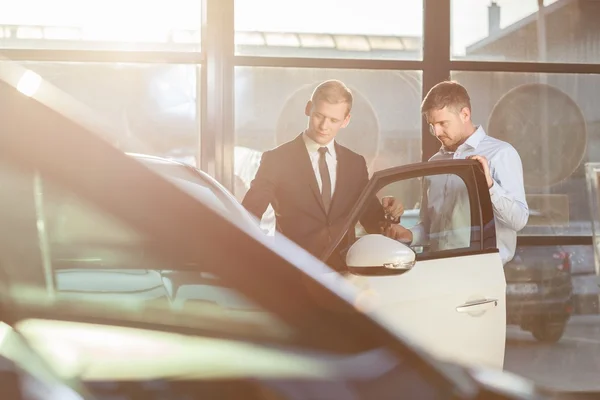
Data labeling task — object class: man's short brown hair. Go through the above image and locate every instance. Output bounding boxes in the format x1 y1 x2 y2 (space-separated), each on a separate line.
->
311 79 353 113
421 80 471 116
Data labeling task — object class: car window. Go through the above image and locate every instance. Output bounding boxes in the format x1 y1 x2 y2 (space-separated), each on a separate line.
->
0 158 292 343
353 173 475 259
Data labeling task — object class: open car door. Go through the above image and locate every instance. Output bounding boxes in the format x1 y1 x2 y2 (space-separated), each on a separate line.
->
322 160 506 370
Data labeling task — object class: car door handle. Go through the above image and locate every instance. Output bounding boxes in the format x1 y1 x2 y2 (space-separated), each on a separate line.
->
456 299 498 313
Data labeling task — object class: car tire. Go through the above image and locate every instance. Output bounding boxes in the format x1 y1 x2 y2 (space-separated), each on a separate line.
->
531 320 566 343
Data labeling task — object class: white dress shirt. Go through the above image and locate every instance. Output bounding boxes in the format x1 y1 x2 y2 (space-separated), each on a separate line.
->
302 132 337 198
411 126 529 265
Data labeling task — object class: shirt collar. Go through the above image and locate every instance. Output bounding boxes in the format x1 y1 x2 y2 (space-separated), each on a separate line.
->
302 132 336 157
463 125 486 150
440 125 487 154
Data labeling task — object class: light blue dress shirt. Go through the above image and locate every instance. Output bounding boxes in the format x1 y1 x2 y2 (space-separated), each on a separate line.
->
411 126 529 265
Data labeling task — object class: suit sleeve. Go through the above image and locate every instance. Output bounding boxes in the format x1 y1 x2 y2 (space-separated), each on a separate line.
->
241 150 277 221
357 156 385 234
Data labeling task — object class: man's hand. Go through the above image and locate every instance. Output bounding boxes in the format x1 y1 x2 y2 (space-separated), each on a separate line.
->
381 196 404 221
468 155 493 189
382 224 413 243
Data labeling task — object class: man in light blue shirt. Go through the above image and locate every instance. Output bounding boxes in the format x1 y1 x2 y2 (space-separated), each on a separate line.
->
387 81 529 265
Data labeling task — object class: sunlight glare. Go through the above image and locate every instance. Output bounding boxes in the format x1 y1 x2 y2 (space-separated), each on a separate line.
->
17 70 42 97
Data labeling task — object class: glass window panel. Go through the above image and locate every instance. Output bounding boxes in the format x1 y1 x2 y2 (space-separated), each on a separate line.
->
0 0 201 51
451 0 600 63
452 72 600 393
5 62 199 166
234 0 423 60
451 71 598 237
355 174 473 257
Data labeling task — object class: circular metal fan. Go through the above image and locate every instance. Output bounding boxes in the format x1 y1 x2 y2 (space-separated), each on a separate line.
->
488 83 586 188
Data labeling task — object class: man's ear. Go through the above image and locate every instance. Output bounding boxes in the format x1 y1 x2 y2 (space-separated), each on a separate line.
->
341 112 351 128
460 106 471 123
304 101 313 117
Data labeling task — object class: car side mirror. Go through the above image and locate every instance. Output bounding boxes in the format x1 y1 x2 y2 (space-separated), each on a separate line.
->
346 234 416 276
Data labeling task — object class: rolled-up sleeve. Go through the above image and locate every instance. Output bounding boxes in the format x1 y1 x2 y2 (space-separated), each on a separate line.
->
489 146 529 232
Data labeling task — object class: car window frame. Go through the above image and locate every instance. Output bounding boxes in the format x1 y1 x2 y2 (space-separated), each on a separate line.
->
320 160 498 263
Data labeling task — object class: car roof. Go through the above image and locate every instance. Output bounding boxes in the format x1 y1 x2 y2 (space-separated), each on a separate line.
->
125 152 262 232
126 152 210 182
127 152 197 172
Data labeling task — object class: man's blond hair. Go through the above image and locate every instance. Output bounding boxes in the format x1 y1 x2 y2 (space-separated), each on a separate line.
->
310 79 353 113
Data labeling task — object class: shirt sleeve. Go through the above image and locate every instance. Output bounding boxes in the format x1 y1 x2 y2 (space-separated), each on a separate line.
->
488 145 529 231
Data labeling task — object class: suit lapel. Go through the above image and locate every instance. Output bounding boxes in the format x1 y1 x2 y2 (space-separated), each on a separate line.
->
293 134 327 216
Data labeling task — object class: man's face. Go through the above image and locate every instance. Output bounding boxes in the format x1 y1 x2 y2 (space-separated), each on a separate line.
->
426 106 470 151
304 99 351 145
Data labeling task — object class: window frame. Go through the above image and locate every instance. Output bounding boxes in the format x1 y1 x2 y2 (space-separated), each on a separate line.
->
1 0 594 256
321 159 498 264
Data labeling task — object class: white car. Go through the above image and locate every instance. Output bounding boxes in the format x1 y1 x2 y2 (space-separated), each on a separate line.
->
129 154 506 371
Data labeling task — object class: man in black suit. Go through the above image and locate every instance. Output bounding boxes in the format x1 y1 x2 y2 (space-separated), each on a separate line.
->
242 79 404 270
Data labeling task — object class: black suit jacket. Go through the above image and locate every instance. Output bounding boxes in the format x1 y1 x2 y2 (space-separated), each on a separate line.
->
242 134 384 270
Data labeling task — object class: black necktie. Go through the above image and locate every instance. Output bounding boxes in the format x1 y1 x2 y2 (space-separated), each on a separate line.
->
318 147 332 212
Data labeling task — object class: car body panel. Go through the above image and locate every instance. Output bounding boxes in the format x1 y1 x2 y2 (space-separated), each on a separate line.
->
350 252 506 369
323 161 507 369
